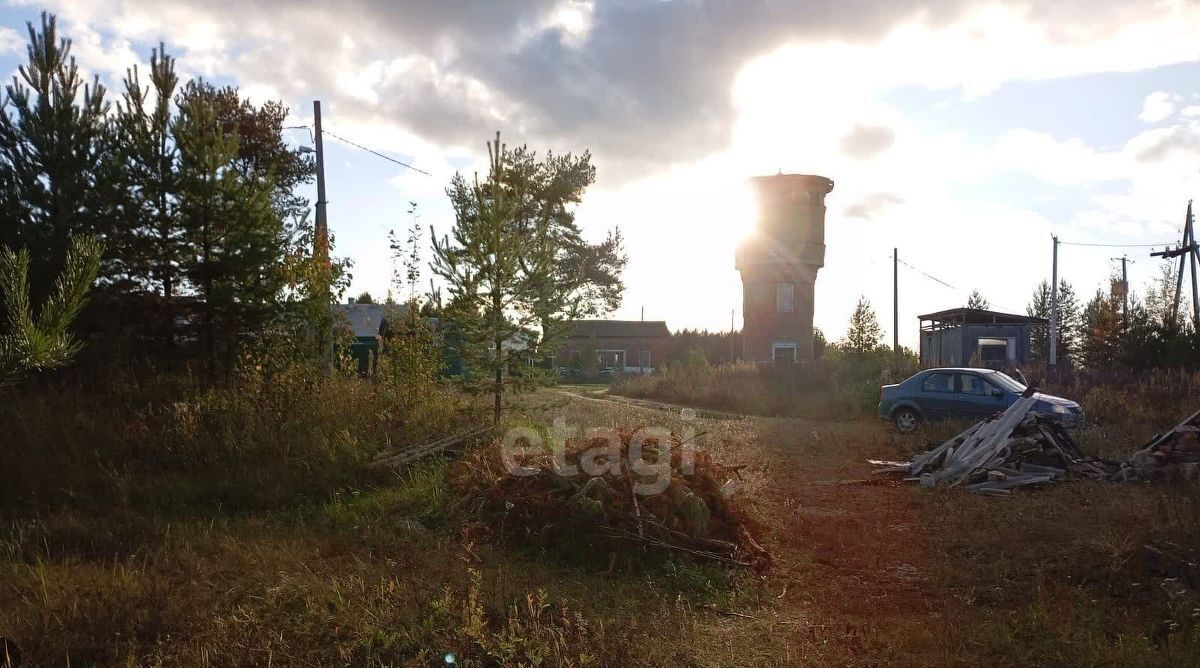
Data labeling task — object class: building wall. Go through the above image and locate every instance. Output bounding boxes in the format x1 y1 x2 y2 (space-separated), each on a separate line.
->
555 336 674 372
921 324 1034 367
736 174 834 362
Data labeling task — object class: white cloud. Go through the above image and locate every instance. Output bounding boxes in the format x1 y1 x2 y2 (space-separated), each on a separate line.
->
15 0 1200 343
1139 91 1178 122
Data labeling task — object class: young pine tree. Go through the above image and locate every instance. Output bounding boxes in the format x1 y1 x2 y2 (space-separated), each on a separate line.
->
844 296 884 354
966 289 989 310
0 234 102 385
0 12 109 302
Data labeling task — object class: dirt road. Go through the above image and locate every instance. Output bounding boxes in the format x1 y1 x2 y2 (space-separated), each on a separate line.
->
544 389 969 666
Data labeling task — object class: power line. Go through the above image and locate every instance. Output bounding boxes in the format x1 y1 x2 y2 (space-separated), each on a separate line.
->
895 257 958 291
895 254 1024 314
322 126 432 176
1058 240 1174 248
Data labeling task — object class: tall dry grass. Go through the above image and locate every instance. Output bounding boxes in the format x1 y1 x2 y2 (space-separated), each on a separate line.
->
612 353 919 419
0 358 466 549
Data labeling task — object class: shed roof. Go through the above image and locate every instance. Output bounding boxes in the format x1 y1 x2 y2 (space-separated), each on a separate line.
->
332 303 400 338
570 320 671 338
918 307 1047 326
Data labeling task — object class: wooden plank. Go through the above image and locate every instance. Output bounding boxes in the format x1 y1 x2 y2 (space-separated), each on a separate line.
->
368 426 491 470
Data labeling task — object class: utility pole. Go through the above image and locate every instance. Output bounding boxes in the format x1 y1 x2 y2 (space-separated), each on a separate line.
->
1114 254 1129 332
1049 235 1059 369
313 100 329 264
313 100 332 365
893 247 899 353
1192 204 1199 328
1151 200 1200 330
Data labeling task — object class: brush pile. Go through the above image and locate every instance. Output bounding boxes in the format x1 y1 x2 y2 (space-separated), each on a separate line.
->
874 390 1113 495
450 427 770 571
1112 409 1200 482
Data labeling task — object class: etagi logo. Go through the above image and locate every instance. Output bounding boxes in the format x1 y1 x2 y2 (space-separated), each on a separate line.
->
499 408 700 496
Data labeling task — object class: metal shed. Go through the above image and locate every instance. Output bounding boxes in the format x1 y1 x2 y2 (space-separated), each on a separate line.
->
918 308 1047 369
332 302 392 376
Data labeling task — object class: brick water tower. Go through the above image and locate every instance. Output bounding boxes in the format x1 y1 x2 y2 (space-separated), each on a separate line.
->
735 173 834 363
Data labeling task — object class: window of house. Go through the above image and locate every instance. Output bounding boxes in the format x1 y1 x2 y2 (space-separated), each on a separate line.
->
921 372 955 393
595 350 625 370
776 282 794 313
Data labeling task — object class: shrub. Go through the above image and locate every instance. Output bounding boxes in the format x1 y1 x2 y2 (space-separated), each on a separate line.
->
0 353 465 524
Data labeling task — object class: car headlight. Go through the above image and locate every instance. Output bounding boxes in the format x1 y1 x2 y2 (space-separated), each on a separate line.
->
1052 404 1070 414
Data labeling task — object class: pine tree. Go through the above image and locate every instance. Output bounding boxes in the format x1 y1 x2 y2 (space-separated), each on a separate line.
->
0 13 109 302
110 44 182 350
1118 294 1159 367
1146 262 1191 334
432 132 625 423
0 234 102 385
844 296 884 354
1056 280 1082 363
175 82 279 379
1027 280 1052 363
967 289 989 310
1028 279 1081 365
1079 280 1123 368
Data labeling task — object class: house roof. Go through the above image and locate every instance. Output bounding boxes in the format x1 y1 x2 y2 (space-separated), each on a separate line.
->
332 303 399 338
570 320 671 338
918 307 1048 326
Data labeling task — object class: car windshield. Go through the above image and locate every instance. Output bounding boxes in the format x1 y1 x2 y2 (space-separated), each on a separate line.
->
989 371 1027 392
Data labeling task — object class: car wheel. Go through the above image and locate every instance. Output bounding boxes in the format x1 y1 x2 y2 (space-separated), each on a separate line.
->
893 408 920 433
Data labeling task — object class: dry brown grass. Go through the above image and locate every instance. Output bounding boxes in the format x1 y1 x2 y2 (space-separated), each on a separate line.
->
5 373 1200 666
611 356 918 420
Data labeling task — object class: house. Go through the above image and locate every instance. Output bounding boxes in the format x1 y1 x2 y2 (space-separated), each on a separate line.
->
332 301 399 375
918 308 1047 369
555 320 671 375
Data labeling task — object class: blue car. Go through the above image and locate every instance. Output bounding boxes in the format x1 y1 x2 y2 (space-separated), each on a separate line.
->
878 368 1084 433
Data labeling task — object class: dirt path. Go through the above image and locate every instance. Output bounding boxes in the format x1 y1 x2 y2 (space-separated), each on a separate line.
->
742 417 968 667
551 388 968 666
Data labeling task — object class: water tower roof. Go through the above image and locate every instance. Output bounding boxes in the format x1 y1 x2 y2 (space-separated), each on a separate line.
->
749 173 834 194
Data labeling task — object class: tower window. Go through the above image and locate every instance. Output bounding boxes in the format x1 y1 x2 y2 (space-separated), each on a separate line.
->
776 282 794 313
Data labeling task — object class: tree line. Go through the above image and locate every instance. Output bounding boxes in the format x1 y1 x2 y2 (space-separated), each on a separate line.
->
834 263 1200 371
0 13 338 380
1027 264 1200 369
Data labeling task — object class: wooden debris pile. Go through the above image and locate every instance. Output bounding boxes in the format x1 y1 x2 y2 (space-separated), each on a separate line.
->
368 426 491 471
1111 409 1200 482
874 389 1112 495
450 427 770 571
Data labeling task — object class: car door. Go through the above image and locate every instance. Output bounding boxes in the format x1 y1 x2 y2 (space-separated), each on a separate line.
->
956 372 1009 418
916 371 959 418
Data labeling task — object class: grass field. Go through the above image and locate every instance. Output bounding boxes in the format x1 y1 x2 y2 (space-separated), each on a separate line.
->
3 372 1200 666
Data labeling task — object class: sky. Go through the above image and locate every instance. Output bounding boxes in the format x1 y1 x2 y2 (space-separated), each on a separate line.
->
4 0 1200 347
